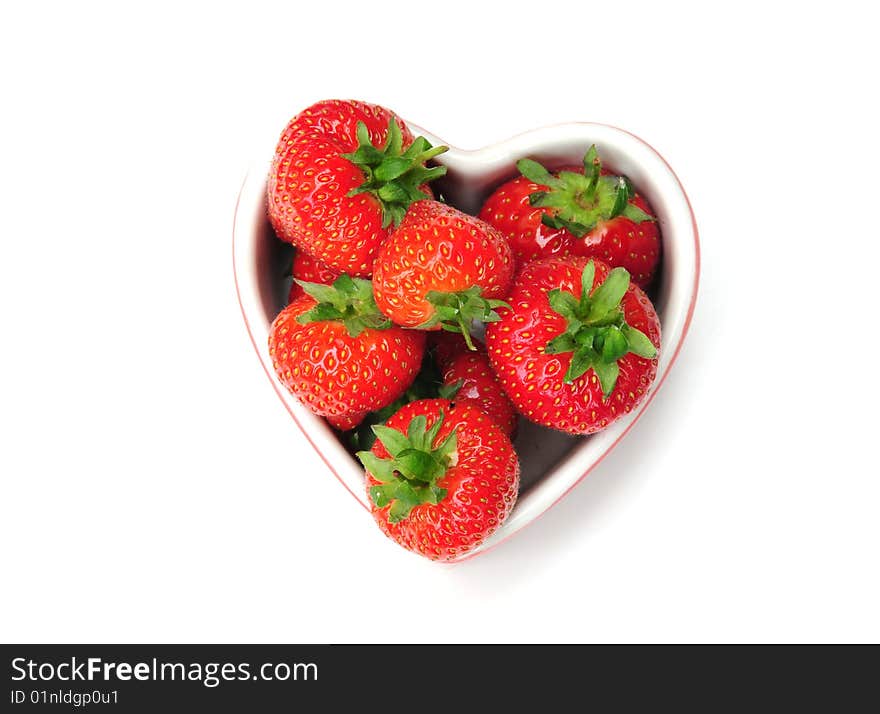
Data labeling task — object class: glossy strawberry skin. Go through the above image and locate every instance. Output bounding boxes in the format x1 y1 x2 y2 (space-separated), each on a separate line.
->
326 411 366 431
565 194 660 288
288 250 342 303
365 399 519 561
430 332 517 437
268 295 425 423
372 200 515 327
479 171 660 288
478 174 573 262
267 100 417 277
486 257 660 434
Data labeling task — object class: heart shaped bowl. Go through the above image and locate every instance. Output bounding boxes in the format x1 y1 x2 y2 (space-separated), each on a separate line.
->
234 121 699 562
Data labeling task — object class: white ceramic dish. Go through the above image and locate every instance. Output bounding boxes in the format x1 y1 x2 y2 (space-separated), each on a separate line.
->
233 121 699 562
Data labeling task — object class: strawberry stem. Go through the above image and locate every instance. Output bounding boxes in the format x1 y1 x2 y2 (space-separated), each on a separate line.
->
544 261 657 396
356 409 457 523
342 118 449 228
295 274 391 337
417 286 509 351
516 145 654 238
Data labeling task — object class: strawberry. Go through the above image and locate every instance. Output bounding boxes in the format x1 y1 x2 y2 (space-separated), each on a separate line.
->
288 250 342 303
357 398 519 561
372 200 515 347
326 412 365 431
478 145 660 287
486 257 660 435
268 274 425 427
268 99 448 277
346 350 445 450
430 332 518 437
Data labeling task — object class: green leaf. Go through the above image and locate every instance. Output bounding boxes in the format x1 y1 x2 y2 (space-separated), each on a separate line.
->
386 116 403 156
293 274 388 333
396 449 439 483
592 359 620 397
426 486 448 505
377 182 408 203
519 144 656 244
564 348 594 383
517 158 554 185
589 267 630 317
344 145 384 167
622 324 658 358
423 290 454 307
601 326 629 363
621 202 655 224
295 279 342 306
393 477 424 506
558 216 592 238
529 190 567 210
436 307 460 321
385 204 405 228
423 411 445 450
355 121 371 148
485 298 511 317
609 177 630 218
341 318 364 338
558 170 589 194
573 326 595 348
583 144 599 174
416 143 448 163
423 287 504 350
355 405 460 524
342 116 448 230
579 261 596 306
297 303 343 324
547 288 579 319
435 429 457 460
407 414 427 448
540 213 565 230
357 451 396 483
371 424 410 458
369 483 395 508
545 332 578 355
331 273 358 295
363 315 392 331
387 499 414 524
528 191 548 207
374 157 413 182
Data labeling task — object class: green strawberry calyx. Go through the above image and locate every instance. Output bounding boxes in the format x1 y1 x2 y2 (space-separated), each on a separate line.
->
544 261 658 395
342 118 448 229
517 145 654 238
295 273 391 338
418 286 510 351
356 409 457 523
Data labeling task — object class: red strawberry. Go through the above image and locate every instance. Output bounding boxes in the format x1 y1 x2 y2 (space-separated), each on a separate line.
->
268 274 425 426
357 398 519 561
326 412 365 431
372 200 515 347
486 257 660 435
288 250 342 303
430 332 518 437
268 99 448 276
478 145 660 287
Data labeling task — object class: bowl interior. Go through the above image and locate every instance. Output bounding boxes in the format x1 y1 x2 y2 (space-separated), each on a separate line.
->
235 122 698 559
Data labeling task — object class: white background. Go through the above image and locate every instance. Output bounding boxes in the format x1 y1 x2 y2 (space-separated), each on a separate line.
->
2 1 878 643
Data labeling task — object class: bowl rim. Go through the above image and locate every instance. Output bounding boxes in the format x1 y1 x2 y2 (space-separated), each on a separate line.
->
233 120 700 563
